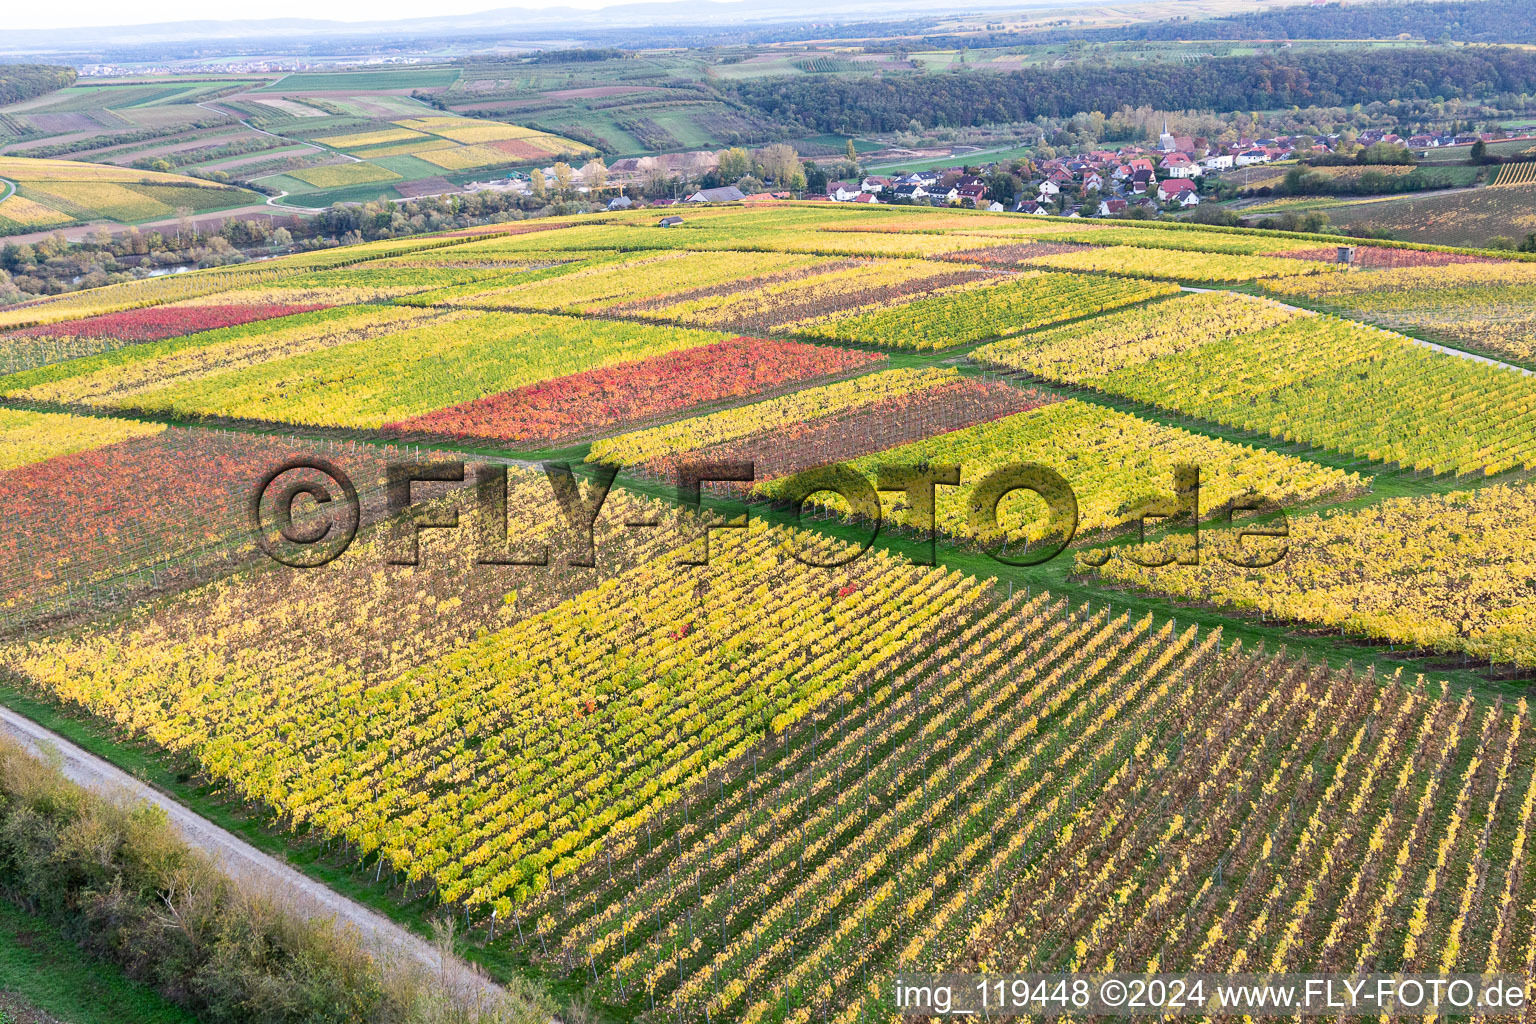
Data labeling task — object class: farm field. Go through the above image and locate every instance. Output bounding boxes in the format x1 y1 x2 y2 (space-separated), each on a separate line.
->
1086 483 1536 667
8 200 1536 1021
976 289 1536 478
1259 262 1536 362
0 72 600 212
1319 182 1536 247
758 398 1365 543
254 112 596 201
0 155 261 234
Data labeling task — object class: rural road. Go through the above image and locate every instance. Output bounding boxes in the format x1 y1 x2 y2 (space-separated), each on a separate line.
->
0 702 506 1003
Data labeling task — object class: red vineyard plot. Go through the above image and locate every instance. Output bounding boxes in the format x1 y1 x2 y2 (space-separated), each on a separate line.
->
681 377 1056 487
0 302 331 375
5 302 332 343
0 429 429 626
384 336 885 446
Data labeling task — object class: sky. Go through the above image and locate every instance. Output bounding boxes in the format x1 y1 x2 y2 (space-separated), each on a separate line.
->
9 0 628 32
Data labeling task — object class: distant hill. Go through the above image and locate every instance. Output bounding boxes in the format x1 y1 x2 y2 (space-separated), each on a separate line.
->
0 157 261 235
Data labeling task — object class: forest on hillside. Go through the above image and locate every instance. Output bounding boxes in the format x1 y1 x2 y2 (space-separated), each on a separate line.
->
917 0 1536 47
726 48 1536 133
0 64 76 106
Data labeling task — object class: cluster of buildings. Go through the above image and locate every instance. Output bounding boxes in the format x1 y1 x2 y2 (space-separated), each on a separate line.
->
79 56 432 76
1360 126 1536 150
521 120 1536 214
810 123 1217 216
803 121 1536 215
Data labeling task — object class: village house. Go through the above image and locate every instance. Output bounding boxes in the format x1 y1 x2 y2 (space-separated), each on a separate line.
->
1160 152 1201 178
956 183 988 205
1156 178 1201 206
827 180 863 202
685 185 746 203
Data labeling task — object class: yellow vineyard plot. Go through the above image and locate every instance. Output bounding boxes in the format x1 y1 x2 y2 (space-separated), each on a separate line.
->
420 122 539 144
314 127 429 149
1492 163 1536 186
0 194 73 229
347 138 457 159
415 145 512 171
0 155 232 186
766 398 1363 543
0 407 165 471
974 290 1303 383
1027 244 1345 283
1086 482 1536 667
23 181 172 222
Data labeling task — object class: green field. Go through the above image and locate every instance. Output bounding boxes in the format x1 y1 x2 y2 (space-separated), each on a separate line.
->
1419 137 1536 163
0 898 196 1024
259 173 406 203
367 152 457 179
259 68 463 92
866 142 1037 172
20 84 200 112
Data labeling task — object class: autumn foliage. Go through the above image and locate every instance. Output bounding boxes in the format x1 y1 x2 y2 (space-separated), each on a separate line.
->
5 302 329 343
0 429 411 622
386 337 883 445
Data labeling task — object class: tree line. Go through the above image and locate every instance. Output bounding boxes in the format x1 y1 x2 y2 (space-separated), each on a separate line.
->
0 64 75 106
723 48 1536 134
961 0 1536 46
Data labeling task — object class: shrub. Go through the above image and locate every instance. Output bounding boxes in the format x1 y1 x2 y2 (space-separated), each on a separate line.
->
0 737 552 1024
